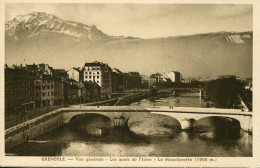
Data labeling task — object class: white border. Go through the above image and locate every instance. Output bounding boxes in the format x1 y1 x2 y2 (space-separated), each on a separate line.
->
0 0 259 167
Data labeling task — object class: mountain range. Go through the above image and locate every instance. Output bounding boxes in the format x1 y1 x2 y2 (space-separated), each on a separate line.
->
5 12 252 78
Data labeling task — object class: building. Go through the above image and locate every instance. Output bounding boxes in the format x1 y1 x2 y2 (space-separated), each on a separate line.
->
28 64 66 108
5 66 35 116
35 74 55 108
52 69 68 80
38 64 53 75
53 76 64 106
111 68 124 93
84 81 101 102
165 71 182 83
67 67 81 82
83 61 112 99
149 73 163 87
52 69 67 106
64 80 80 105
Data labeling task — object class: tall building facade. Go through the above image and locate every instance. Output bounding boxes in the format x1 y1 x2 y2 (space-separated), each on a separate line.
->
27 64 65 108
54 77 64 106
5 66 35 116
83 61 112 99
35 74 55 108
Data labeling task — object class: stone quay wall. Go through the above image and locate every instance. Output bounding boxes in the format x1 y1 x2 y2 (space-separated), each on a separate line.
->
5 91 151 150
5 109 63 150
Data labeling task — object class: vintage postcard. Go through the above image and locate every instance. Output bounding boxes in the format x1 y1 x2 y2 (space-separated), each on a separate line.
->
0 0 259 167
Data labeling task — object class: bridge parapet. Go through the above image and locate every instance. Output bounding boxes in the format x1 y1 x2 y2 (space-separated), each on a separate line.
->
62 106 252 131
5 106 252 150
146 106 252 116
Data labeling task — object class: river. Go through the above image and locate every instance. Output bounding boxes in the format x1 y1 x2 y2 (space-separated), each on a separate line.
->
6 91 252 157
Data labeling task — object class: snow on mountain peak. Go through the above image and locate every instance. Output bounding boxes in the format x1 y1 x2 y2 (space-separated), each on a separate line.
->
225 33 252 44
5 12 109 41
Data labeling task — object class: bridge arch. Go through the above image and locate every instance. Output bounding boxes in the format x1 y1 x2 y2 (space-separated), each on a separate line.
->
62 111 131 127
151 112 252 131
69 113 113 127
193 116 241 133
193 115 252 132
63 111 114 125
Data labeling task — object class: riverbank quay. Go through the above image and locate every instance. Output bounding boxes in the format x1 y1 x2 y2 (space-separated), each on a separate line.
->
5 104 252 151
5 90 152 149
5 105 63 129
5 90 152 129
78 90 152 106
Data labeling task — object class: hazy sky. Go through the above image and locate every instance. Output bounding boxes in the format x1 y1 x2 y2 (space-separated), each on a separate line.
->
5 3 252 38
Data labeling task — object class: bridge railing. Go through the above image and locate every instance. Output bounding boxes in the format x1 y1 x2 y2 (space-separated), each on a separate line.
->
63 106 252 116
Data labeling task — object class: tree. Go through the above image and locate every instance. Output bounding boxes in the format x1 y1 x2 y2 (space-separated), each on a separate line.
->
206 76 243 108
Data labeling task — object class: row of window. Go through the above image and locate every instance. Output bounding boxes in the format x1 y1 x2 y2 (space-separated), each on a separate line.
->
85 67 100 71
6 81 33 88
42 85 54 90
6 97 29 105
85 76 100 79
36 92 54 97
5 90 33 97
43 80 54 84
85 71 100 75
86 80 100 83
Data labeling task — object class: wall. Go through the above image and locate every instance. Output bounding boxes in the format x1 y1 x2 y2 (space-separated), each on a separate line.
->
5 90 150 150
5 109 63 150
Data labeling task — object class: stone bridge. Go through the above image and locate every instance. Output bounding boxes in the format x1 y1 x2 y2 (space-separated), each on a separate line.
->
62 106 252 131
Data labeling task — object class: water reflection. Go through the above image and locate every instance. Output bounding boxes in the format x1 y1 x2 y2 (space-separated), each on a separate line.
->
69 114 112 137
68 112 243 149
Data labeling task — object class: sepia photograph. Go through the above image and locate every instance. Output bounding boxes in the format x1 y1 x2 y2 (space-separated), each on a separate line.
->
0 0 259 167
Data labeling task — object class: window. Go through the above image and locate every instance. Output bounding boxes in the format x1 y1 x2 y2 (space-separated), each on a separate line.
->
97 72 99 74
97 76 99 79
89 76 92 78
93 67 96 70
97 81 99 83
89 72 92 74
85 72 88 74
97 67 100 70
51 85 54 89
42 93 45 97
85 76 88 79
47 86 50 89
48 92 50 96
42 86 46 90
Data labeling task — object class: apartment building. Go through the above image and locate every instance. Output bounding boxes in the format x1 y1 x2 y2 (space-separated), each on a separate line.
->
83 61 112 99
